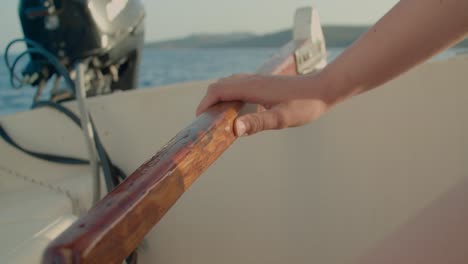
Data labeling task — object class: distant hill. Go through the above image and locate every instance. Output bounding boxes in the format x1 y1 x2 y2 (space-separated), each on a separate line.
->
146 32 255 49
146 26 370 49
206 30 292 48
146 26 468 49
212 26 371 48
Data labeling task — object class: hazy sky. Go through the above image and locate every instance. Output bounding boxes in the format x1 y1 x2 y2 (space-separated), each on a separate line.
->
1 0 398 49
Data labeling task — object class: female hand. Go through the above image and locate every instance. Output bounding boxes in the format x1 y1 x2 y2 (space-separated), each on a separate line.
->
196 73 332 137
196 0 468 138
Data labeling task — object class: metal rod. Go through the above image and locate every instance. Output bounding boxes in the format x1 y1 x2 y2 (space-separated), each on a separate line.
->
75 62 100 205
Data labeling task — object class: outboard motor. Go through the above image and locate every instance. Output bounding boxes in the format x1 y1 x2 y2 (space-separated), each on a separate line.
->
14 0 145 100
3 2 145 262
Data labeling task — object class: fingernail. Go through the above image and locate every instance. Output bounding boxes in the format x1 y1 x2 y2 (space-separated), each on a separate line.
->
235 120 246 137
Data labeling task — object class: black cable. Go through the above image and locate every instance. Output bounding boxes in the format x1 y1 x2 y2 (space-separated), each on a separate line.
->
0 101 127 185
4 38 76 95
32 102 127 186
4 43 24 86
0 124 89 165
4 38 126 186
34 103 134 262
8 50 30 89
89 116 120 190
32 101 81 125
4 38 136 263
4 38 127 183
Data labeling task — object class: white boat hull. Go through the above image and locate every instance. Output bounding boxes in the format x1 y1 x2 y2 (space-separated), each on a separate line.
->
1 55 467 263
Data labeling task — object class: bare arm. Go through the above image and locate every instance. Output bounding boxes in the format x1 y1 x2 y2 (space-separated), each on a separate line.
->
197 0 468 136
320 0 468 102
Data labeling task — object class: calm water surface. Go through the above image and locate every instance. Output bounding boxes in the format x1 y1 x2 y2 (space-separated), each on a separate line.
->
0 47 462 116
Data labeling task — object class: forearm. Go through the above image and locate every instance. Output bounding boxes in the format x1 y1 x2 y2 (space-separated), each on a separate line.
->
312 0 468 105
197 0 468 135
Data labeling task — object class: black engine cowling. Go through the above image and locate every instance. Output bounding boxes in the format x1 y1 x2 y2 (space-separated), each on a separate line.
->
19 0 145 94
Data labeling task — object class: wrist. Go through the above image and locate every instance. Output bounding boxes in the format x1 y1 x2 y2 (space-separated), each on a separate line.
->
303 68 342 108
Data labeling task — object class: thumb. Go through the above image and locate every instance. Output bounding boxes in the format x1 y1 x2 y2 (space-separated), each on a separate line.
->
234 110 287 137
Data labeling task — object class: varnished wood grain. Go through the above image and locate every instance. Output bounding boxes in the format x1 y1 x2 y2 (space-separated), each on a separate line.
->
43 102 242 264
42 39 307 264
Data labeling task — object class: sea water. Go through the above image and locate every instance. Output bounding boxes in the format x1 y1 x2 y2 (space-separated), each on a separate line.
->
0 47 461 116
